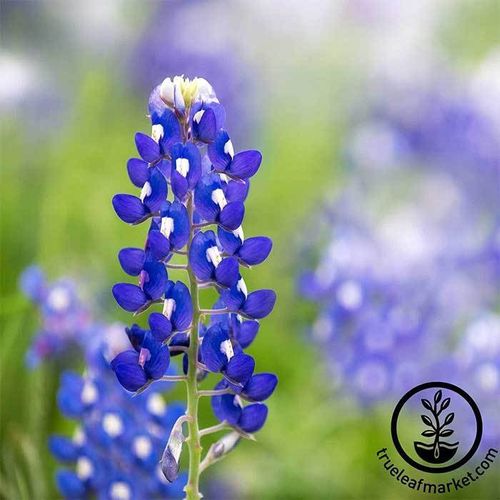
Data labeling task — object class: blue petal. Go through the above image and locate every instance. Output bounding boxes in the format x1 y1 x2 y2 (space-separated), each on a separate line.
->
189 231 216 281
238 404 268 433
236 320 260 349
228 150 262 179
200 324 230 372
238 237 272 265
111 350 147 392
112 283 148 312
224 353 255 384
148 312 173 342
194 174 220 222
118 248 145 276
170 281 193 331
126 324 146 351
112 194 148 224
146 230 170 260
19 265 46 301
56 470 85 498
171 142 202 191
142 261 168 300
168 201 190 249
127 158 150 187
221 283 246 311
217 227 242 255
143 168 168 212
224 178 249 202
242 374 278 402
171 169 189 200
211 393 242 425
193 107 216 143
219 202 245 230
208 130 232 171
143 334 170 379
135 132 161 163
156 109 181 151
57 372 84 417
215 257 239 287
242 290 276 319
49 435 78 462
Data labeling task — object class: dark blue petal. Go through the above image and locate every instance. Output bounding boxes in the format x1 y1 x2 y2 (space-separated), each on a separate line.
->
143 168 168 212
238 404 268 433
127 158 150 187
143 338 170 380
224 178 249 202
211 393 242 425
200 324 230 372
219 202 245 230
118 248 145 276
228 150 262 179
56 470 85 498
208 130 232 171
221 283 246 311
238 237 272 265
170 281 193 331
169 201 190 249
112 283 148 312
49 435 79 461
217 227 242 255
146 230 170 260
193 107 216 143
171 142 202 192
236 320 260 349
142 261 168 300
224 353 255 384
135 132 161 163
189 231 216 281
111 350 147 392
242 374 278 402
215 257 239 288
112 194 148 224
169 333 190 355
171 170 189 200
126 324 146 351
156 109 181 151
194 174 220 221
148 312 173 342
242 290 276 319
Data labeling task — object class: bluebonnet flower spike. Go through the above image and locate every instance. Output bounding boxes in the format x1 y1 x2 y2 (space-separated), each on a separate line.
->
110 75 277 499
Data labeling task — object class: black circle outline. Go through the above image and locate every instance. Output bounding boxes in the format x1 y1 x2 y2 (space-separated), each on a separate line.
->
391 381 482 474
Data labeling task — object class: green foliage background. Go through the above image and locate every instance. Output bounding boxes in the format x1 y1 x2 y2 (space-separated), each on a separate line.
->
1 1 499 498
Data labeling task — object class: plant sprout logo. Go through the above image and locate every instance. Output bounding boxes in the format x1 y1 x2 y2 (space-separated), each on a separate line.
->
415 389 458 464
391 382 482 473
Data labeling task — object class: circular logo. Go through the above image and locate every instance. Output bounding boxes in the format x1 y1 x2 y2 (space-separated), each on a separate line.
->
391 382 482 473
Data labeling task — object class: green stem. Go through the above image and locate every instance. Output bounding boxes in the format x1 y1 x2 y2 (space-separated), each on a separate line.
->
185 194 202 500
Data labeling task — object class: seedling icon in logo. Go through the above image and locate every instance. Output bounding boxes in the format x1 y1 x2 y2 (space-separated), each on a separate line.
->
414 389 459 464
392 382 482 473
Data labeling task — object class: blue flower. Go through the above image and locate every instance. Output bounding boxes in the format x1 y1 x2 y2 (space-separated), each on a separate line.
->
189 230 239 288
208 130 262 180
110 75 276 495
111 331 170 392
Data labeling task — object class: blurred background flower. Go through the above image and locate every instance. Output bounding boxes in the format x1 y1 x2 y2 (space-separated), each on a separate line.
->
1 1 499 498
